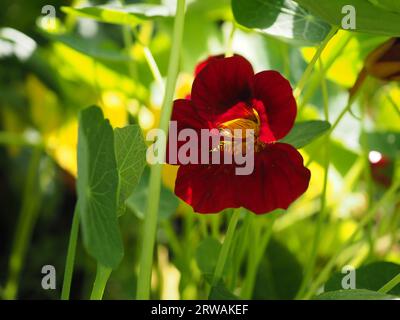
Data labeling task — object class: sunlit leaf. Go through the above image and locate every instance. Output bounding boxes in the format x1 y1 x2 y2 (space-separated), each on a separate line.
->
280 120 331 148
114 125 147 217
295 0 400 36
62 4 173 27
44 33 129 62
232 0 331 45
301 32 389 87
77 106 123 269
369 0 400 13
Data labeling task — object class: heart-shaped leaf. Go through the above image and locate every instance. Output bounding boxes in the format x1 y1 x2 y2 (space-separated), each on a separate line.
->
232 0 332 45
114 125 147 217
126 167 179 221
77 106 123 269
280 120 331 148
325 262 400 296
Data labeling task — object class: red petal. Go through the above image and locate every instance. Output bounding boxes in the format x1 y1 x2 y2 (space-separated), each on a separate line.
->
175 163 239 214
167 99 209 165
253 71 297 140
191 55 254 124
170 99 208 130
194 54 225 76
238 143 310 214
174 143 310 214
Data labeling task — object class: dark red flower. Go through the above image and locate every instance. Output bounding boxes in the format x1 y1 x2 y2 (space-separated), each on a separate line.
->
369 151 393 187
168 55 311 214
194 54 225 76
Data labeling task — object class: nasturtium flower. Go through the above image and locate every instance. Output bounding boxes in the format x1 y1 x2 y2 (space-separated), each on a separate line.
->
168 55 310 214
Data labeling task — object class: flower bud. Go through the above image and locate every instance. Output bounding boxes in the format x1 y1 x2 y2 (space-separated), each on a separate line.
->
365 37 400 81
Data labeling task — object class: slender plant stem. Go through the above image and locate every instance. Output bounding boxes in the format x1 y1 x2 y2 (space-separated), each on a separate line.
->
298 32 352 113
241 216 259 299
3 147 42 300
162 220 182 259
118 0 138 81
225 22 236 58
143 46 165 93
296 137 330 298
303 179 400 299
136 0 186 300
296 60 331 298
379 273 400 294
90 264 112 300
61 204 80 300
241 216 276 299
229 214 252 290
387 93 400 118
305 90 359 168
211 209 241 288
294 27 338 98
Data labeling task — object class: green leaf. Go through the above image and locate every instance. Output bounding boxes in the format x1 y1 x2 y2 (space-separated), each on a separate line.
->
232 0 332 45
126 167 179 221
114 125 147 217
295 0 400 36
325 262 400 296
62 4 173 27
196 237 221 275
44 33 129 62
77 106 123 269
253 238 303 299
315 289 398 300
279 120 331 148
369 0 400 13
209 280 240 300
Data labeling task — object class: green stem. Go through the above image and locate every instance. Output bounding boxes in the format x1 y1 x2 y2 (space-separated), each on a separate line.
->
162 220 182 259
241 216 259 299
294 27 337 98
143 46 165 93
61 204 80 300
225 22 236 57
298 32 352 113
229 214 252 290
241 216 276 299
296 60 331 298
136 0 186 300
118 0 138 81
387 93 400 118
378 273 400 294
3 147 42 300
90 264 112 300
296 137 330 298
211 209 241 288
305 92 358 168
303 179 400 299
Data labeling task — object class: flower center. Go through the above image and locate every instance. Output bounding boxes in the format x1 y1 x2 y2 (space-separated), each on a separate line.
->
218 108 265 154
